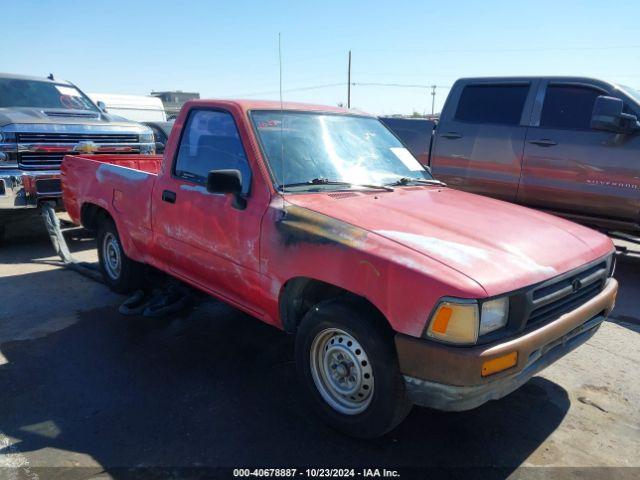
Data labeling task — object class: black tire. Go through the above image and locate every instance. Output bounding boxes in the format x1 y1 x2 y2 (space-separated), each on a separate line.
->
97 217 145 293
295 297 412 438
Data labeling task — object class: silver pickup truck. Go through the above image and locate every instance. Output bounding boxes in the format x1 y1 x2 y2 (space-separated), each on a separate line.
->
0 73 154 235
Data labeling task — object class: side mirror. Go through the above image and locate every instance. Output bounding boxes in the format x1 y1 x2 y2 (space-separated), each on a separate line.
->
591 96 639 134
96 101 107 112
207 169 246 210
154 141 165 154
207 169 242 195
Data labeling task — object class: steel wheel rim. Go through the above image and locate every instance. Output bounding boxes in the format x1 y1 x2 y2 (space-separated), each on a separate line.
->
310 327 374 415
102 232 122 280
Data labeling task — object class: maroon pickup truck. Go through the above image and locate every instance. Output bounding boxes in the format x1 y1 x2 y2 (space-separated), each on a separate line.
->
62 99 617 438
382 77 640 236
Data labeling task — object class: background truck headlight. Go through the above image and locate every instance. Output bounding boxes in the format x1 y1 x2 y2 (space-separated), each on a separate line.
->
139 131 155 143
0 131 18 167
479 297 509 336
425 301 479 344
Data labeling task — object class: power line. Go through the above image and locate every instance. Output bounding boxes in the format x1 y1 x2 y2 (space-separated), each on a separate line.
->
358 45 640 54
223 81 452 99
224 82 344 98
351 82 451 89
222 79 639 103
350 82 452 115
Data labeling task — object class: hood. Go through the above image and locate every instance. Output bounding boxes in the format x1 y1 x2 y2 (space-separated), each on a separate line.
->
0 107 144 129
286 187 613 295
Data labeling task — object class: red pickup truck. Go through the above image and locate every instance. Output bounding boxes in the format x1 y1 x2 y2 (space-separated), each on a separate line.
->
62 99 618 438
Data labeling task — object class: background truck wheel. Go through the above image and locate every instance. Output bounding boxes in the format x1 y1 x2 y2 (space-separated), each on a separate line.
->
97 218 145 293
295 298 412 438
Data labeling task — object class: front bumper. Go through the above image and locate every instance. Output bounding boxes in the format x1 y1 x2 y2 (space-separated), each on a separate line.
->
395 278 618 411
0 168 61 210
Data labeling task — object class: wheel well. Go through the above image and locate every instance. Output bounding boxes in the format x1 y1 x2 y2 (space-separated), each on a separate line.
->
278 277 390 334
80 203 111 231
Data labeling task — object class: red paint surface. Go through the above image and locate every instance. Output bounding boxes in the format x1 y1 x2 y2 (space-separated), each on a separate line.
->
62 100 614 338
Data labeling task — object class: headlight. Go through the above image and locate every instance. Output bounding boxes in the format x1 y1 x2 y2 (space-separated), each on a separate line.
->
479 297 509 336
425 296 509 344
425 300 479 344
0 131 18 167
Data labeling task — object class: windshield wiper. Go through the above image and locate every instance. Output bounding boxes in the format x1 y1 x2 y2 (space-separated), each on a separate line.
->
279 178 394 192
387 177 447 187
279 178 351 189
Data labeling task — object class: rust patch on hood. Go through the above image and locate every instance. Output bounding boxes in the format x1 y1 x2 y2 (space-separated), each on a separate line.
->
276 205 368 247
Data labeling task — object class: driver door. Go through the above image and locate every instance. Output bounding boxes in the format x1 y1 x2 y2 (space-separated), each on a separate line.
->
518 82 640 222
153 108 268 312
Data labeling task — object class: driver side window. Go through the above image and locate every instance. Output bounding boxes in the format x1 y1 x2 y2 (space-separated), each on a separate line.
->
540 85 602 130
174 109 251 193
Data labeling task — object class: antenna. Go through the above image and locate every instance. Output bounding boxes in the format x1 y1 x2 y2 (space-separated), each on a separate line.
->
278 33 285 205
347 50 351 108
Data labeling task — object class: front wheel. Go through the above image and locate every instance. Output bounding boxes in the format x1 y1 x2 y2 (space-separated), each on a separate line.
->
97 217 145 293
295 298 412 438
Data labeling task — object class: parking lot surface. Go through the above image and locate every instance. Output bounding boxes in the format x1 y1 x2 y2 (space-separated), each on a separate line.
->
1 217 639 478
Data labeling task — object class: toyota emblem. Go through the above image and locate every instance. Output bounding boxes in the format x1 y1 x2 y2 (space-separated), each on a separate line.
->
571 278 582 293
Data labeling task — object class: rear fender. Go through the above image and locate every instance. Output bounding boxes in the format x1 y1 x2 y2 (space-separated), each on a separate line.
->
82 201 146 263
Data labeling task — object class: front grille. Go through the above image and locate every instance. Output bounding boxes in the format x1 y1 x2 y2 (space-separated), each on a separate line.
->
18 148 141 169
18 152 65 169
527 261 608 327
17 132 142 169
17 133 139 143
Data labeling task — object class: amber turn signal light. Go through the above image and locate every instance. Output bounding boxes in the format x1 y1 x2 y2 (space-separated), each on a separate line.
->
431 306 453 334
425 302 479 344
481 351 518 377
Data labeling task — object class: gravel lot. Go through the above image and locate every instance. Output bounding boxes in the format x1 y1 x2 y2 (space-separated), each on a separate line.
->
0 215 638 479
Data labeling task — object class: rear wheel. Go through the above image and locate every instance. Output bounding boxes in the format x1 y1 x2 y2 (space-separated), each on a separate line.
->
295 298 412 438
97 218 145 293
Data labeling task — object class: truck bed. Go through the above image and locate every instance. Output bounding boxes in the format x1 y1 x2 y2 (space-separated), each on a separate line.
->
64 154 163 174
61 154 163 258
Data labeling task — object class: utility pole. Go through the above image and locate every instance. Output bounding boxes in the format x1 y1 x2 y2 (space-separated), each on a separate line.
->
430 85 436 115
347 50 352 109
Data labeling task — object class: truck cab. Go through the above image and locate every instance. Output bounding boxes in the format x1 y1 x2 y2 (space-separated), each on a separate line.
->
431 77 640 234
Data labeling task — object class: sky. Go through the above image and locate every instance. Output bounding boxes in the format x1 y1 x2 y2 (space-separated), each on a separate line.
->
3 0 640 115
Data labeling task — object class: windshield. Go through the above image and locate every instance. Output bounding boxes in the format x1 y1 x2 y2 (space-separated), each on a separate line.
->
0 78 98 111
251 111 433 190
619 84 640 106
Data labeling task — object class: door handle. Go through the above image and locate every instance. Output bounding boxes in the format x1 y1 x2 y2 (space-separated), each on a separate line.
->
441 132 463 139
162 190 176 203
528 139 558 147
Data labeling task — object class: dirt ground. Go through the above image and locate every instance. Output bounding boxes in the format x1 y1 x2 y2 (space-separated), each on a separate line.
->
0 215 638 479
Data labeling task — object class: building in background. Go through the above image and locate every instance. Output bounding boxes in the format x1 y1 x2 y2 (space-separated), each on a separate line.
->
150 90 200 118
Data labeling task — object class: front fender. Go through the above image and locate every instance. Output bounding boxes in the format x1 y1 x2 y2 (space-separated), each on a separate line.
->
262 203 486 337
